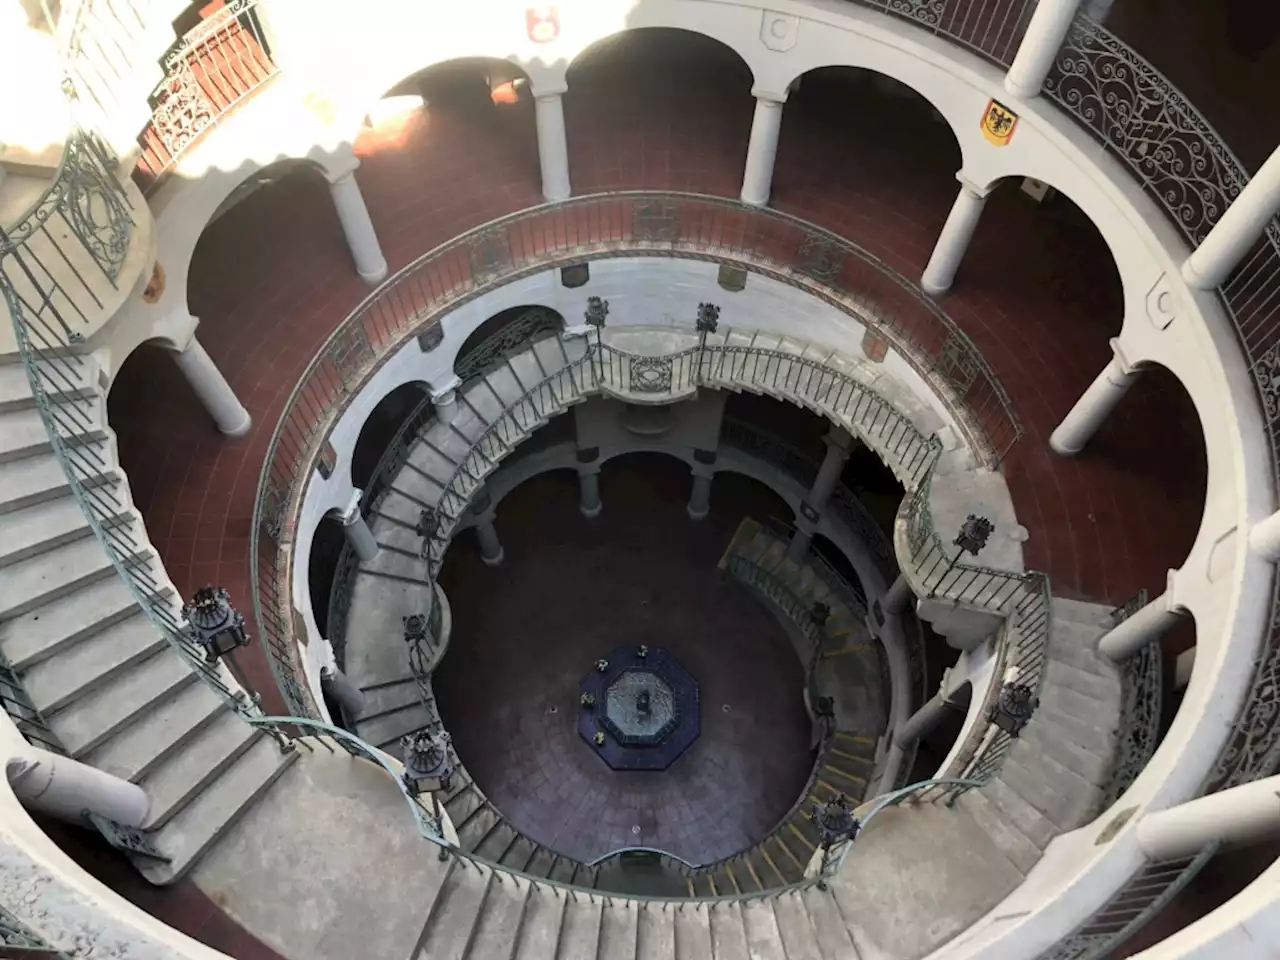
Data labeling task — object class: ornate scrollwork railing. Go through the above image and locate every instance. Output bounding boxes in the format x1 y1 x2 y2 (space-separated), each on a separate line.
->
1102 632 1162 808
454 306 564 384
134 0 278 191
848 0 1037 68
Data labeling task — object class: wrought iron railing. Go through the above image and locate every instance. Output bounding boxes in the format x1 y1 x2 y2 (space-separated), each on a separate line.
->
454 306 565 384
848 0 1036 67
253 191 1018 720
1100 589 1164 807
1037 844 1219 960
0 127 135 341
134 0 278 192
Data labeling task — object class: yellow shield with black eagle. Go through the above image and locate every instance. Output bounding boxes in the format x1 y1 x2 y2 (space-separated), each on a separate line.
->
980 99 1019 147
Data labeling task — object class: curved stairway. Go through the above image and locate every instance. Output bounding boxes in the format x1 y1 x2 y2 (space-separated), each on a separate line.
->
0 348 295 883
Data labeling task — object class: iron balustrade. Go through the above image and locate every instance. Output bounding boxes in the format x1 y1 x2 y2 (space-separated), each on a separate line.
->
847 0 1036 67
252 191 1023 724
1100 590 1164 808
134 0 278 192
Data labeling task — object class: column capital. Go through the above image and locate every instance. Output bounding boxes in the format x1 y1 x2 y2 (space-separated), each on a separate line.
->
430 375 462 404
335 489 363 525
750 87 789 105
322 159 361 186
1108 337 1140 377
955 173 995 200
530 82 568 100
823 426 856 457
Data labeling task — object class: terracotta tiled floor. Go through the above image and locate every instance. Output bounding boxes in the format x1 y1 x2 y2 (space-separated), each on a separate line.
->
104 32 1210 941
435 460 815 864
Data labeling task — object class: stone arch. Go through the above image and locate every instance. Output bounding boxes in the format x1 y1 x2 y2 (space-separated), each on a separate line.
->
349 381 434 495
566 25 757 85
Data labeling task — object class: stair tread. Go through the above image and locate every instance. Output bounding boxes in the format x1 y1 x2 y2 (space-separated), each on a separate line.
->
0 496 94 566
475 820 519 862
513 885 567 960
23 611 165 713
355 676 421 720
558 894 604 960
81 681 228 782
1021 718 1112 783
354 700 431 750
0 358 94 411
772 891 823 960
670 902 708 960
741 898 788 960
1036 701 1117 758
977 777 1058 851
0 452 81 513
141 711 262 829
138 734 298 884
51 650 199 756
957 789 1043 875
800 886 859 960
1000 753 1099 833
466 871 529 960
0 533 117 620
598 899 639 960
0 396 105 460
456 803 503 854
415 862 492 960
0 574 142 668
708 902 749 959
1045 657 1121 705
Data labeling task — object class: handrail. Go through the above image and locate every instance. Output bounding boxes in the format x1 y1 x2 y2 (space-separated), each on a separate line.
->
586 846 698 869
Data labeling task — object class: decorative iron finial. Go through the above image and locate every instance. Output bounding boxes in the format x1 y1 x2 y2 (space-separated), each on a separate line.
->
401 728 454 795
584 297 610 328
182 586 249 663
953 515 995 556
695 302 721 335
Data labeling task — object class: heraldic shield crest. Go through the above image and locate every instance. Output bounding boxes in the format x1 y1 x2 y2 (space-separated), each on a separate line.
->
980 99 1018 147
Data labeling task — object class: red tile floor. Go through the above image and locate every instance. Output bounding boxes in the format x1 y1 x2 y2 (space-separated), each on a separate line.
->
100 32 1209 950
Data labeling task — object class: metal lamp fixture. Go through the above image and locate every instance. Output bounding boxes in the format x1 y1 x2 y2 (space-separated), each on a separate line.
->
401 729 454 796
953 514 995 556
695 302 720 335
988 681 1038 738
416 507 439 560
584 296 609 378
810 793 860 889
183 586 249 663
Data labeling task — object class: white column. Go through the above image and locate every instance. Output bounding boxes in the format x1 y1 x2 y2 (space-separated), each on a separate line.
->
578 468 602 519
534 90 571 202
8 749 149 827
320 665 366 718
897 690 959 745
1004 0 1084 100
336 490 378 563
687 470 713 521
883 573 915 615
1097 587 1183 661
172 337 251 437
808 428 856 512
1182 146 1280 291
1138 774 1280 860
1250 509 1280 561
474 515 504 566
740 92 786 207
922 179 991 296
1050 343 1140 455
787 516 817 562
431 377 461 425
326 167 387 284
1081 0 1114 22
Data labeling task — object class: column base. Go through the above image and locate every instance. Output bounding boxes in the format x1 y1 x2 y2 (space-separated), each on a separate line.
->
580 501 602 520
921 273 952 298
1049 431 1087 457
739 191 769 208
358 260 389 285
480 547 505 568
686 503 710 521
219 410 253 438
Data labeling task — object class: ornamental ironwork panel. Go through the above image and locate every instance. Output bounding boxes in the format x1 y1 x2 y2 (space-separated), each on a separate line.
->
1043 18 1247 247
1037 847 1217 960
1102 638 1162 807
796 233 845 284
936 333 981 394
628 356 674 393
880 0 946 29
327 323 375 391
632 200 680 241
1254 339 1280 426
454 307 563 383
149 67 217 158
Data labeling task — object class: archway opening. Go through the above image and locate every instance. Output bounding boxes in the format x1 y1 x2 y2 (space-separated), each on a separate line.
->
453 305 566 385
350 382 432 493
564 27 755 195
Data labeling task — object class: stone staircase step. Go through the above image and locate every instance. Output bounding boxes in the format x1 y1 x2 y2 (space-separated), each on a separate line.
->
522 845 558 880
80 682 228 782
0 532 118 621
0 574 143 669
1037 702 1117 759
467 872 531 960
49 649 199 756
956 789 1043 875
0 358 96 412
456 802 504 854
548 854 583 886
1009 737 1105 812
557 893 604 960
475 820 521 863
21 611 165 713
801 886 859 959
140 711 262 829
1045 658 1121 706
138 734 298 885
634 906 675 960
741 899 787 960
999 754 1098 833
355 676 421 721
709 901 749 959
772 890 823 960
444 781 488 832
0 451 109 515
1040 683 1118 734
0 495 95 567
414 859 492 959
976 777 1057 851
355 701 431 750
513 885 567 960
1021 718 1112 782
598 897 639 960
0 396 107 463
371 515 420 554
500 834 539 873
